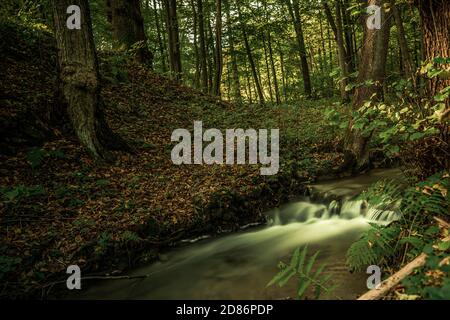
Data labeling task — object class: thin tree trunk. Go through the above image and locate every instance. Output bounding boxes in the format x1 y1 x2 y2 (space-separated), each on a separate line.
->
342 0 355 72
207 19 215 92
189 0 200 87
268 32 281 104
197 0 208 91
324 0 350 102
287 0 312 97
225 0 241 102
213 0 223 96
390 0 414 81
262 35 274 103
164 0 182 80
153 0 168 72
278 43 288 102
238 7 265 104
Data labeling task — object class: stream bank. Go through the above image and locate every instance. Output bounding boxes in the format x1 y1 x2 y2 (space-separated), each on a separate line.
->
69 168 404 300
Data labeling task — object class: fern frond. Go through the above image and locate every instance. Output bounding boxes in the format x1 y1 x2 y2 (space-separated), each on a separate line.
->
346 224 401 272
358 179 403 212
269 246 334 299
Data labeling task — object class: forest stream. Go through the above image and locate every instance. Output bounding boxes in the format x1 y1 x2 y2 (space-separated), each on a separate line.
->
72 169 404 300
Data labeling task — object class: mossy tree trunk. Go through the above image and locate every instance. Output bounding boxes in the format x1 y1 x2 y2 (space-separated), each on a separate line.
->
344 0 392 172
52 0 128 162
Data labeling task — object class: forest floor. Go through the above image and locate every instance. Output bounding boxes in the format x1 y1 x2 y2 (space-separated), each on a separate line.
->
0 22 349 298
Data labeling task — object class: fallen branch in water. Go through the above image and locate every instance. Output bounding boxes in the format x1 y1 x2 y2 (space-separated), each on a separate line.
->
358 218 450 300
41 273 150 298
80 274 149 281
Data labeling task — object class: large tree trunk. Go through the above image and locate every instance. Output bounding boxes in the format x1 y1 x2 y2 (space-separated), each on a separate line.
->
287 0 312 98
164 0 182 80
344 0 392 172
109 0 153 66
213 0 223 96
416 0 450 108
52 0 127 161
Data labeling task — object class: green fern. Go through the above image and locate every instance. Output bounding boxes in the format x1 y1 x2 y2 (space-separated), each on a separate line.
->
403 183 449 217
357 179 403 212
347 172 449 272
346 224 401 272
268 246 336 299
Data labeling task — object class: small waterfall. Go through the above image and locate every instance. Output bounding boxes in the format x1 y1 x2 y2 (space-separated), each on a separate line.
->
268 197 399 226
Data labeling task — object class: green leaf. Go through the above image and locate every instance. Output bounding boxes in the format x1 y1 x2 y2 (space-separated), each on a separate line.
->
297 278 312 299
267 266 295 288
437 241 450 251
305 251 320 275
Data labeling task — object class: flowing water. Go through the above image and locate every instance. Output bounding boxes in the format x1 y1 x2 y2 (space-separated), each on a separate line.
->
75 169 403 300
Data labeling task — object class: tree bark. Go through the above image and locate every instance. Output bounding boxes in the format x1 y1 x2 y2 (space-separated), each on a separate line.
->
225 0 241 103
344 0 392 172
52 0 128 161
390 0 414 81
262 35 274 103
416 0 450 108
213 0 223 96
278 43 288 102
164 0 182 80
287 0 312 98
189 0 200 87
342 0 355 72
238 6 265 104
197 0 208 92
110 0 153 66
268 32 281 104
207 19 215 92
323 0 350 102
153 0 168 72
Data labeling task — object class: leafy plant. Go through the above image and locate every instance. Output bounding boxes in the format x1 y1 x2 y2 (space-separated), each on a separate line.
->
347 171 449 299
346 224 401 272
268 246 335 300
402 237 450 300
